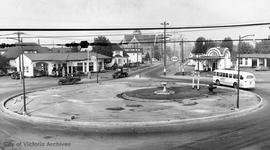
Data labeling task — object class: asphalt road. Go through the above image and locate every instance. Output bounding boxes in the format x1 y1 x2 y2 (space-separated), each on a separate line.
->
0 63 269 150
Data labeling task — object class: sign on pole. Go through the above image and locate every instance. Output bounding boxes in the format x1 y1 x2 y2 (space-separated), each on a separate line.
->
171 56 178 62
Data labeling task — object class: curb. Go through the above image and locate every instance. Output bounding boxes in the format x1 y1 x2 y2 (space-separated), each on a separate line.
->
1 82 264 133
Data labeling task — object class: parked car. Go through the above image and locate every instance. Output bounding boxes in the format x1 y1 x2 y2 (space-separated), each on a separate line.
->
58 74 81 85
10 72 20 80
112 68 129 79
255 65 269 71
0 70 6 76
6 67 17 75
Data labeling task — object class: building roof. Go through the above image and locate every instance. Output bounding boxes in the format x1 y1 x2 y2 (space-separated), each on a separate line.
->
124 33 156 44
123 47 143 53
24 52 110 61
3 43 50 59
240 53 270 58
112 44 124 51
189 56 224 60
50 47 72 53
113 54 123 58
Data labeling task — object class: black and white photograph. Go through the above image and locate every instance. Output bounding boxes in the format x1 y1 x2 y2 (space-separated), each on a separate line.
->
0 0 270 149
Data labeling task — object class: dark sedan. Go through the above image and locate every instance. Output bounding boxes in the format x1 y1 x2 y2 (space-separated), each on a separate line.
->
58 75 81 85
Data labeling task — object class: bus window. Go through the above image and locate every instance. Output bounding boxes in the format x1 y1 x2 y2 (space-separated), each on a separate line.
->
222 73 226 77
214 72 217 76
233 74 237 79
225 73 228 77
229 74 232 78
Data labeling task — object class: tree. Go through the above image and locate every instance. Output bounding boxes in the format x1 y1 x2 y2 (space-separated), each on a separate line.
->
239 42 254 54
92 36 113 57
255 39 270 53
0 55 9 71
153 45 161 60
65 42 80 52
144 52 150 62
205 39 220 50
192 37 207 54
220 37 233 52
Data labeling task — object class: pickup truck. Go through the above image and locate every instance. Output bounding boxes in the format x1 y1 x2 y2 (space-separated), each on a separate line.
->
112 68 129 79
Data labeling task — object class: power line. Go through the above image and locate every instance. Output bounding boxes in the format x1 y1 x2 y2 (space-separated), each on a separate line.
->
2 38 266 48
0 22 269 31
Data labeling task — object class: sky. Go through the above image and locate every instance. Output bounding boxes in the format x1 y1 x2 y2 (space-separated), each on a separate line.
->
0 0 270 48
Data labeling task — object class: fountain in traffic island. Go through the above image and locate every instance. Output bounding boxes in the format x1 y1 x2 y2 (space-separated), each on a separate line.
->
154 81 175 95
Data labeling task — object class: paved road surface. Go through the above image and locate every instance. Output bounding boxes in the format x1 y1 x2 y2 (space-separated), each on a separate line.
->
0 63 269 150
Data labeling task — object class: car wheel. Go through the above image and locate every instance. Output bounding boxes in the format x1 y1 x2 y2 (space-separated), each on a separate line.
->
216 80 220 86
233 82 238 88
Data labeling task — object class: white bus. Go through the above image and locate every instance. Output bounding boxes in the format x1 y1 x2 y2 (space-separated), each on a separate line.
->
213 69 255 89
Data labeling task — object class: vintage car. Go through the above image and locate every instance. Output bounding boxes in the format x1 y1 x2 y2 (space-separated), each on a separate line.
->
58 74 81 85
10 72 20 80
0 70 6 76
112 68 129 79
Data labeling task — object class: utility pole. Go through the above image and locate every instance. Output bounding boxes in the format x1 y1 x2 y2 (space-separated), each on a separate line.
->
19 37 27 115
136 43 139 70
181 38 184 64
181 38 185 75
96 52 99 83
161 21 169 76
17 32 22 82
237 35 241 109
237 34 255 109
87 49 91 79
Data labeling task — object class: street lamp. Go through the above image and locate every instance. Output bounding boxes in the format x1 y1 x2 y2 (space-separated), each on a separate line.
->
237 34 255 109
161 21 169 76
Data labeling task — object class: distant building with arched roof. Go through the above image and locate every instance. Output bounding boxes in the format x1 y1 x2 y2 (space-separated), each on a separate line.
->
189 47 232 71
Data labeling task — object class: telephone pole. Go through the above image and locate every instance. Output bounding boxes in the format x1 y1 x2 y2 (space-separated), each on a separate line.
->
20 37 27 114
161 21 169 76
17 32 23 82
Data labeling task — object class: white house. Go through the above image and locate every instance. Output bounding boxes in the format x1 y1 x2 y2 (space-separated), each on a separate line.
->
189 47 232 71
124 47 143 63
15 52 110 77
106 45 129 68
121 30 154 62
238 53 270 68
